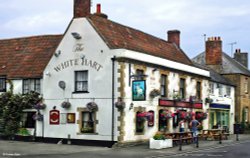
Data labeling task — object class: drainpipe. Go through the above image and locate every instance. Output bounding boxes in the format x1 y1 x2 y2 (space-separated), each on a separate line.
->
111 56 116 143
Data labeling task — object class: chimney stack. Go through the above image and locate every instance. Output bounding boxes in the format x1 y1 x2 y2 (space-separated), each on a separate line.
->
234 49 248 68
74 0 91 18
205 36 222 66
167 30 180 47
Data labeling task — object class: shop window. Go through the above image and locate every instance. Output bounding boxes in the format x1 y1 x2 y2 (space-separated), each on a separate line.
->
210 110 229 129
136 111 145 133
179 78 186 99
21 112 36 128
0 77 6 92
160 75 167 97
81 111 96 133
75 71 88 92
196 82 201 100
23 79 41 94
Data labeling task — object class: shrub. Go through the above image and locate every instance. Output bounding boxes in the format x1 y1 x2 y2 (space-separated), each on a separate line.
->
153 133 166 140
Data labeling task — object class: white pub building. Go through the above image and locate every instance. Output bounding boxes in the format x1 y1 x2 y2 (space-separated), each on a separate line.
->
0 0 235 146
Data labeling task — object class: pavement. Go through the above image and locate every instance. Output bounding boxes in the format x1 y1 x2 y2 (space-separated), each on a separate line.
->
0 134 250 158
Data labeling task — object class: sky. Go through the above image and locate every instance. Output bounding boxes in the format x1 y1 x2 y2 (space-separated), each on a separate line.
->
1 0 250 59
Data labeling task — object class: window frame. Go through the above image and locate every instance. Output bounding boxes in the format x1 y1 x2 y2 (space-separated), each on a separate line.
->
0 77 6 92
22 78 41 94
196 81 201 100
226 86 231 96
74 70 89 93
81 111 96 134
160 74 167 97
179 78 186 99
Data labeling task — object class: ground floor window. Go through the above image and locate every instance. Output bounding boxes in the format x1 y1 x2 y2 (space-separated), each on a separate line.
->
158 109 171 132
209 109 229 129
81 111 96 133
244 107 249 123
21 112 36 128
136 112 145 133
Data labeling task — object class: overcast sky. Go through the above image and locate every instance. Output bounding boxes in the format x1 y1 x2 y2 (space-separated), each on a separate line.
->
1 0 250 59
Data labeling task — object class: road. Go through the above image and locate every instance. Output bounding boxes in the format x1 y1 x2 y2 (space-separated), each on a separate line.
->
1 139 250 158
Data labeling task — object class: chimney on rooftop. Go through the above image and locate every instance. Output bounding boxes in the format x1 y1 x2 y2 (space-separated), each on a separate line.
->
167 30 180 48
94 4 108 19
74 0 91 18
234 48 248 68
205 37 222 65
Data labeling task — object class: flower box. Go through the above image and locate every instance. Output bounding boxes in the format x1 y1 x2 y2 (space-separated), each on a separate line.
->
149 138 173 149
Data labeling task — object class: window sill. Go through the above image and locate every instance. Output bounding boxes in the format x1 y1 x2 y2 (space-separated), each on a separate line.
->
77 132 98 135
73 91 89 94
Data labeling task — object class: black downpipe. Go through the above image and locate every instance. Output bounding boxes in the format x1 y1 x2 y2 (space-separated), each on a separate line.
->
111 56 116 143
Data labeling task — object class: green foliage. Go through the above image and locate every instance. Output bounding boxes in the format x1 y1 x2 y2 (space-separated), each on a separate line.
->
0 89 42 138
153 133 166 140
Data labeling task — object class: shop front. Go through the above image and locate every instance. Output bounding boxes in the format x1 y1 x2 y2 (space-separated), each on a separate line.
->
208 103 230 131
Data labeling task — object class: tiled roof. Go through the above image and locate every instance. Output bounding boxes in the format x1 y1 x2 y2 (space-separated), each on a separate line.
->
87 15 193 66
0 35 63 78
192 52 250 76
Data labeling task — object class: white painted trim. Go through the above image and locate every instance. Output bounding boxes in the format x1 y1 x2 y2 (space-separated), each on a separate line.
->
115 49 210 77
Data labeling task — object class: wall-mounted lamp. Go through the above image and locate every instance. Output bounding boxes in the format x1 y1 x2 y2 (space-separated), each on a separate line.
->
54 50 61 57
71 32 82 40
45 71 51 77
152 68 157 72
129 102 134 110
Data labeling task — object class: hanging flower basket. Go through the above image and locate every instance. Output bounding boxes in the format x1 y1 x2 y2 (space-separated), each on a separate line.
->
205 97 213 104
196 112 207 120
178 111 187 119
137 112 147 122
115 101 125 111
149 89 161 98
33 102 46 110
185 111 195 121
61 101 71 109
32 113 43 121
87 102 98 112
160 110 173 120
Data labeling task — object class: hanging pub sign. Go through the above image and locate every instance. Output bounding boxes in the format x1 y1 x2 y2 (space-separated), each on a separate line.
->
132 80 146 101
50 110 60 125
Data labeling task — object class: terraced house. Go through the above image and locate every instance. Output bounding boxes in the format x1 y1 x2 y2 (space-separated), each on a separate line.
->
0 0 236 146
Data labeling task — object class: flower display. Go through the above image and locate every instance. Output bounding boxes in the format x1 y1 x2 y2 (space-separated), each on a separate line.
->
61 101 71 109
149 89 161 98
196 112 207 121
86 102 98 112
33 102 46 110
160 110 173 120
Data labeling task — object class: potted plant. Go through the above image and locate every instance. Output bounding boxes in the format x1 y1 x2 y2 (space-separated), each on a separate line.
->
149 89 161 98
149 132 173 149
81 127 94 133
115 97 125 111
61 101 71 109
86 102 98 112
205 97 213 104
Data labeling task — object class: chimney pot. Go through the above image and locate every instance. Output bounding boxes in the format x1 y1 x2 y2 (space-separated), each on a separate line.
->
97 3 101 13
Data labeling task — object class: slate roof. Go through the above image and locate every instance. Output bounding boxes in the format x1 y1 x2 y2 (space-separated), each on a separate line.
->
192 52 250 76
0 35 63 78
87 15 194 66
193 62 235 86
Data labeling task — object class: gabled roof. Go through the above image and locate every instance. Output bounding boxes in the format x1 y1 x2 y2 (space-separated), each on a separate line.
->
192 52 250 76
87 15 193 66
0 35 63 78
